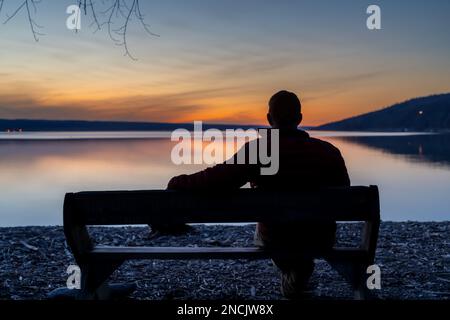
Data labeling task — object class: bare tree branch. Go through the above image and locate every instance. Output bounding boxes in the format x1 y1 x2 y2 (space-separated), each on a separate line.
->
0 0 159 59
3 0 44 42
88 0 101 32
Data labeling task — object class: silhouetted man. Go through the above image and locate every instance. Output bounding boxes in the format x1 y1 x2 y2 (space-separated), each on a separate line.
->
165 91 350 298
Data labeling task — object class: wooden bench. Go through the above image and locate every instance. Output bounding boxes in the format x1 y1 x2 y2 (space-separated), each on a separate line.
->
63 186 380 300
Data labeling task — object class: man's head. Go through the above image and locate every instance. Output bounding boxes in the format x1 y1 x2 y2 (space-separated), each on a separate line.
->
267 90 302 129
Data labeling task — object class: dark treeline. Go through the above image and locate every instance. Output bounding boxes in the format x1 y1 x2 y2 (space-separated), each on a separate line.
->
0 119 259 132
318 93 450 132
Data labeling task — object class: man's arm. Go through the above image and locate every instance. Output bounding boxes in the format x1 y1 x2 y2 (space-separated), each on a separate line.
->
168 141 260 190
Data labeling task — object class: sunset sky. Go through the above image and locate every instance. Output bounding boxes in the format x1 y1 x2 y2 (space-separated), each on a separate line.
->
0 0 449 126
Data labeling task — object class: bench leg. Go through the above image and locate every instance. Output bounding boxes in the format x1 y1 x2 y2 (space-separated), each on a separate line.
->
327 260 372 300
78 260 124 300
352 265 370 300
354 283 370 300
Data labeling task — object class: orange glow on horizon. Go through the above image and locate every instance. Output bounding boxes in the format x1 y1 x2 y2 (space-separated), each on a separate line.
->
2 63 449 126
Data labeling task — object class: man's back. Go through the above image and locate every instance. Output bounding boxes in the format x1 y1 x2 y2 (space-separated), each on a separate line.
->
250 129 350 190
246 129 350 250
168 130 349 191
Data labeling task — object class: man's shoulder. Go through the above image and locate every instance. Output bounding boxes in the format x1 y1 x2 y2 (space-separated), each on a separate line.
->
305 136 343 155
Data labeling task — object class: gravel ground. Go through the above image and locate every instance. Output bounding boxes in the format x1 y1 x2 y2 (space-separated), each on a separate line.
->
0 222 449 300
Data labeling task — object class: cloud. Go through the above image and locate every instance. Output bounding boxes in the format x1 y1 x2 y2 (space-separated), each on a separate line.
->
0 85 259 123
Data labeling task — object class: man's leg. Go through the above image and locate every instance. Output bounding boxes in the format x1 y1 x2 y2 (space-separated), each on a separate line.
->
148 223 193 238
254 223 315 299
273 256 315 299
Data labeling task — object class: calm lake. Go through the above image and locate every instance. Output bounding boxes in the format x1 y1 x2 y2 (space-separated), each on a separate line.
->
1 131 449 226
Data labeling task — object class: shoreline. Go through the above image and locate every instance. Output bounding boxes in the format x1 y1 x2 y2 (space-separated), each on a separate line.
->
0 130 444 142
0 222 449 300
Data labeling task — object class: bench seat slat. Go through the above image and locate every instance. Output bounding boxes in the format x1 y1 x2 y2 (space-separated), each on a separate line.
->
89 246 368 261
90 246 268 260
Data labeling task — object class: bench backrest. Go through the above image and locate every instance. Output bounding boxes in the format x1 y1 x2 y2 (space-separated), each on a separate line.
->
64 186 380 226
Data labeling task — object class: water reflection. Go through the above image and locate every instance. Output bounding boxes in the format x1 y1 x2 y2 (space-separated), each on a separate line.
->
336 133 450 168
0 132 449 225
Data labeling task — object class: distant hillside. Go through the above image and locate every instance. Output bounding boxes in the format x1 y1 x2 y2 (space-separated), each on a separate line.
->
0 119 257 132
317 93 450 131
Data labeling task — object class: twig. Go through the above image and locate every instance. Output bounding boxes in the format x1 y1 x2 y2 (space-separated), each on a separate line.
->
3 0 44 41
88 0 101 32
19 240 38 251
0 0 159 59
